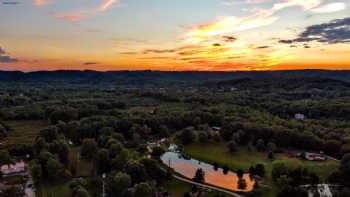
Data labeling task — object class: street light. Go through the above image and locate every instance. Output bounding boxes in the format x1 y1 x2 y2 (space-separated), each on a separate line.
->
102 173 106 197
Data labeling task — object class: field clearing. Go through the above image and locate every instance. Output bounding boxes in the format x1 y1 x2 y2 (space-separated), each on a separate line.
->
69 146 94 177
1 120 48 149
36 182 71 197
165 178 231 197
184 142 339 197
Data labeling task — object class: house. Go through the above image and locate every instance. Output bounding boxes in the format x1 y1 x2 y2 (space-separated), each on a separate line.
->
0 161 26 176
294 113 306 120
304 152 326 161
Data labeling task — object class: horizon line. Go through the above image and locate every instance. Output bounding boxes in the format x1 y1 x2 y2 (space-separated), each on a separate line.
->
1 68 350 73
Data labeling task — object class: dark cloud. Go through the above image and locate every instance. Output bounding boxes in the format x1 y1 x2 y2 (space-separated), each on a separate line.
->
279 39 293 44
303 44 311 49
83 62 98 65
0 47 5 54
120 52 138 55
279 17 350 44
138 56 172 60
212 43 221 47
2 1 20 5
0 46 18 63
0 55 18 63
256 46 270 49
143 49 176 54
223 35 237 42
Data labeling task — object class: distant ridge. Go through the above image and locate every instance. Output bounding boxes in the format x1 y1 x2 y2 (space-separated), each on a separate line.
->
0 70 350 86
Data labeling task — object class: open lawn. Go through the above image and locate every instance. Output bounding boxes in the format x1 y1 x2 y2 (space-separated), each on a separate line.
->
184 142 339 197
165 179 231 197
69 147 94 177
1 120 48 149
36 182 72 197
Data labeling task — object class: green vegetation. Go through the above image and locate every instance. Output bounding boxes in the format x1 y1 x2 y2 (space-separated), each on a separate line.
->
1 120 48 149
36 182 72 197
1 71 350 197
185 142 338 181
184 142 339 196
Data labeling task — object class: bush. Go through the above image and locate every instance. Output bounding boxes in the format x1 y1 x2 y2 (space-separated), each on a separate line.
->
227 140 238 153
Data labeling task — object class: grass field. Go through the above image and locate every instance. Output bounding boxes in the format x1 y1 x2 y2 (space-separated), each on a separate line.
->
36 182 72 197
165 179 231 197
184 142 339 197
69 146 94 177
1 120 48 149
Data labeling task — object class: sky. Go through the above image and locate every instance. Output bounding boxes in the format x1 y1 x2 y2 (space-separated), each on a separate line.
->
0 0 349 71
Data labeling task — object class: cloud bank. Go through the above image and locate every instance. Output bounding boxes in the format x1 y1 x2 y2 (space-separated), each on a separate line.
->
280 17 350 44
0 46 18 63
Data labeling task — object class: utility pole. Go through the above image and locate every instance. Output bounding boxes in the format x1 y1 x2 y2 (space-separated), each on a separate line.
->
102 173 106 197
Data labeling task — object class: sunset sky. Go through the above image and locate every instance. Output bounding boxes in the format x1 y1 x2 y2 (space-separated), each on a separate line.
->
0 0 349 71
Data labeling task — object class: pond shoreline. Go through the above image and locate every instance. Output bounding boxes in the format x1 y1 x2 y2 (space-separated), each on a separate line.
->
161 145 256 193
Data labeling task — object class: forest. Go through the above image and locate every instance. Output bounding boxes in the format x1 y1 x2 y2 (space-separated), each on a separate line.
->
0 70 350 197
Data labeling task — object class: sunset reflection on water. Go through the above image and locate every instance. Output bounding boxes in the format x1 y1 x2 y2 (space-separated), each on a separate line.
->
161 152 255 192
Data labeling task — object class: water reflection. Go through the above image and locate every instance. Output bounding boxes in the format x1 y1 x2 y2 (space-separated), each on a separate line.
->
161 151 255 192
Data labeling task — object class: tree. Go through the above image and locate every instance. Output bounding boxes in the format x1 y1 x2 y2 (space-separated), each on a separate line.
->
323 140 341 156
46 158 64 181
337 188 350 197
341 153 350 174
81 139 98 160
213 162 219 171
0 150 14 167
276 175 291 188
95 149 110 175
159 125 170 138
30 162 42 184
56 141 69 165
223 165 229 175
1 186 24 197
193 168 205 183
256 139 265 152
236 169 244 180
134 182 153 197
340 153 350 186
74 188 90 197
179 128 195 145
0 123 7 139
151 146 165 159
267 142 277 153
268 151 274 160
126 160 147 184
107 172 132 196
40 126 58 142
238 179 247 190
272 162 289 181
255 164 265 177
198 131 208 143
227 140 237 153
248 166 255 177
140 158 167 183
111 148 130 171
109 141 123 158
70 178 90 197
276 186 307 197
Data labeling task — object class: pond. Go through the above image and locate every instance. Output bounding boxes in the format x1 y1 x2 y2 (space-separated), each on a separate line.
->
161 145 255 192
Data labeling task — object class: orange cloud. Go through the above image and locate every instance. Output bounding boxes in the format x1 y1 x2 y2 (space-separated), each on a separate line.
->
98 0 118 12
33 0 52 6
52 12 83 22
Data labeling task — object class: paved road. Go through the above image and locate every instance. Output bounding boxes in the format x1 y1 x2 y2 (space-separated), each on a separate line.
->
173 175 243 197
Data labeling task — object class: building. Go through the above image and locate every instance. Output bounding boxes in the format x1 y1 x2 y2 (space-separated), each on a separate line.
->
294 113 306 120
304 152 326 161
0 160 26 176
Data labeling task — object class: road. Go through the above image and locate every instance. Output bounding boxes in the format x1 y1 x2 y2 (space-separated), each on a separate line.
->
173 175 243 197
